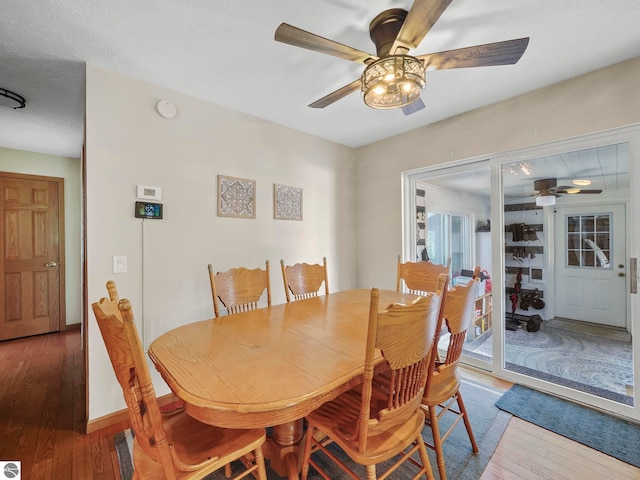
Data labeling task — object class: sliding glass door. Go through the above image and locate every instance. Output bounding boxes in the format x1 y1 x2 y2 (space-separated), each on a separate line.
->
403 125 640 422
498 140 634 409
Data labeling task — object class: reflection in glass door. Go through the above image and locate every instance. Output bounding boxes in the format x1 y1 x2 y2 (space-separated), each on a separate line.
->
501 143 633 406
409 167 493 370
404 129 639 420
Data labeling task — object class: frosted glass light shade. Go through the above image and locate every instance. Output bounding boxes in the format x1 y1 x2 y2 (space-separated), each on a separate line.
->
361 55 426 109
536 195 556 207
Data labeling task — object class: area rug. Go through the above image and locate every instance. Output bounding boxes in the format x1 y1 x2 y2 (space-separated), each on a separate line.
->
115 378 510 479
495 384 640 468
465 319 633 404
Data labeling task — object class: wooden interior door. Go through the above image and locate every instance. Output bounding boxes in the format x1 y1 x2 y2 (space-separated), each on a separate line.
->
0 172 65 341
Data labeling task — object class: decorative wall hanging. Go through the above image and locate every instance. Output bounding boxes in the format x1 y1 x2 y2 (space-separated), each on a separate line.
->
217 175 256 218
274 184 303 221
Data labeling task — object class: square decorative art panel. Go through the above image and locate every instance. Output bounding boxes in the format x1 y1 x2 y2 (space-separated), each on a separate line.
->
274 184 303 221
217 175 256 218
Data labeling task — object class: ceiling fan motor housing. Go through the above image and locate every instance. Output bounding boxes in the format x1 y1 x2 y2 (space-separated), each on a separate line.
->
369 9 408 56
534 178 557 195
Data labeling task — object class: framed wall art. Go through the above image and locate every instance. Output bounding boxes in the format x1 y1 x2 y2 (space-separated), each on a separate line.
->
274 184 303 221
217 175 256 218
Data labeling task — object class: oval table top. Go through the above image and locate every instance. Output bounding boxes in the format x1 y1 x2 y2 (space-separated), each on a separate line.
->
148 288 421 428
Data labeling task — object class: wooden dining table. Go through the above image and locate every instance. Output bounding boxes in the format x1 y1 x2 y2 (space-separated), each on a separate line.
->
148 288 421 480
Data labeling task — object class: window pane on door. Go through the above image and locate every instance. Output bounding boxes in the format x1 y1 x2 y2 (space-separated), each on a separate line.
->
566 213 612 268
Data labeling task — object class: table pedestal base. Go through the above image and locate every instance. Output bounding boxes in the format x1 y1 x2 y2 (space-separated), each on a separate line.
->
265 419 305 480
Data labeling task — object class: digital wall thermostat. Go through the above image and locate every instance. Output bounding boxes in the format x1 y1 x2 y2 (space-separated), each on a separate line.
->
135 201 163 219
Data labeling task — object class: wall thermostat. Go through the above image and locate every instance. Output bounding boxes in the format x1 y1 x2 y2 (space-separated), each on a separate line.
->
137 184 162 201
135 201 163 219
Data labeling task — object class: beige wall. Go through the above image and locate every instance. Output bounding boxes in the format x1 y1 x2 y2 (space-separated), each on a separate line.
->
85 65 357 421
354 56 640 290
0 147 82 326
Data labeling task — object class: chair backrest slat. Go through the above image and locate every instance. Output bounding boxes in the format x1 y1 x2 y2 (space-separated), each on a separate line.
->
397 255 450 296
424 278 478 396
280 257 329 302
208 261 271 317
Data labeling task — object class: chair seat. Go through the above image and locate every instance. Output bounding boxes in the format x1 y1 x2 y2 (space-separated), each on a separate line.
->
306 388 427 466
133 410 266 479
421 367 462 406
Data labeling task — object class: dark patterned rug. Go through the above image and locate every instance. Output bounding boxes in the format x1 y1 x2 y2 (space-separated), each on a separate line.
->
115 378 510 479
465 317 633 405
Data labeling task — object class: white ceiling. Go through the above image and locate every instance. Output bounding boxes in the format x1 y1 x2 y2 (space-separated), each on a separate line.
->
420 143 631 201
1 0 640 159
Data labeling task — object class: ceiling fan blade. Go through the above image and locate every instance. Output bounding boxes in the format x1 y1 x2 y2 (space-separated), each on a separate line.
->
417 37 529 70
402 97 425 115
391 0 453 54
554 186 603 194
309 79 361 109
275 23 377 64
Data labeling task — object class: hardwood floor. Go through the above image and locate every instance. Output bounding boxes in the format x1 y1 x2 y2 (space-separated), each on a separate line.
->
465 369 640 480
483 417 640 480
1 329 638 479
0 329 128 480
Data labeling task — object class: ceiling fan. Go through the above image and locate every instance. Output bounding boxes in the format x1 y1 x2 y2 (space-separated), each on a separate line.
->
532 178 602 206
274 0 529 115
534 178 603 196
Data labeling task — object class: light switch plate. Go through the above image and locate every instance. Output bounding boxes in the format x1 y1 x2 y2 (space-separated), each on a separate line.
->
113 255 128 274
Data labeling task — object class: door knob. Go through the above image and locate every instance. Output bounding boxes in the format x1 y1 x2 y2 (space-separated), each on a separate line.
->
618 272 625 277
44 262 59 267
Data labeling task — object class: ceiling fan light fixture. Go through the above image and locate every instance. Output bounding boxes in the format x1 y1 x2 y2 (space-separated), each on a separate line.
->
0 87 26 109
572 179 591 186
565 188 581 194
536 195 556 207
361 55 425 109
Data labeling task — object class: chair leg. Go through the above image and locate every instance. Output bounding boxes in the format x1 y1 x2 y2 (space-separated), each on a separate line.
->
415 436 436 480
366 464 377 479
301 424 315 480
428 405 447 480
254 445 268 480
456 392 479 454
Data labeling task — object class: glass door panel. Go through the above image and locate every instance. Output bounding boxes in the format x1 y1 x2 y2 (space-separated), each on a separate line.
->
408 165 492 370
500 143 633 406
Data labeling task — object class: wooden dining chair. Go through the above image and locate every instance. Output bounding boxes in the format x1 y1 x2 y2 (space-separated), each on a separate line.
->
421 277 480 480
280 257 329 302
397 255 451 295
92 281 267 480
300 280 448 480
208 261 271 317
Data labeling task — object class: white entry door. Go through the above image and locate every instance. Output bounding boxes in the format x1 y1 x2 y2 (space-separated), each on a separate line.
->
554 203 627 327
